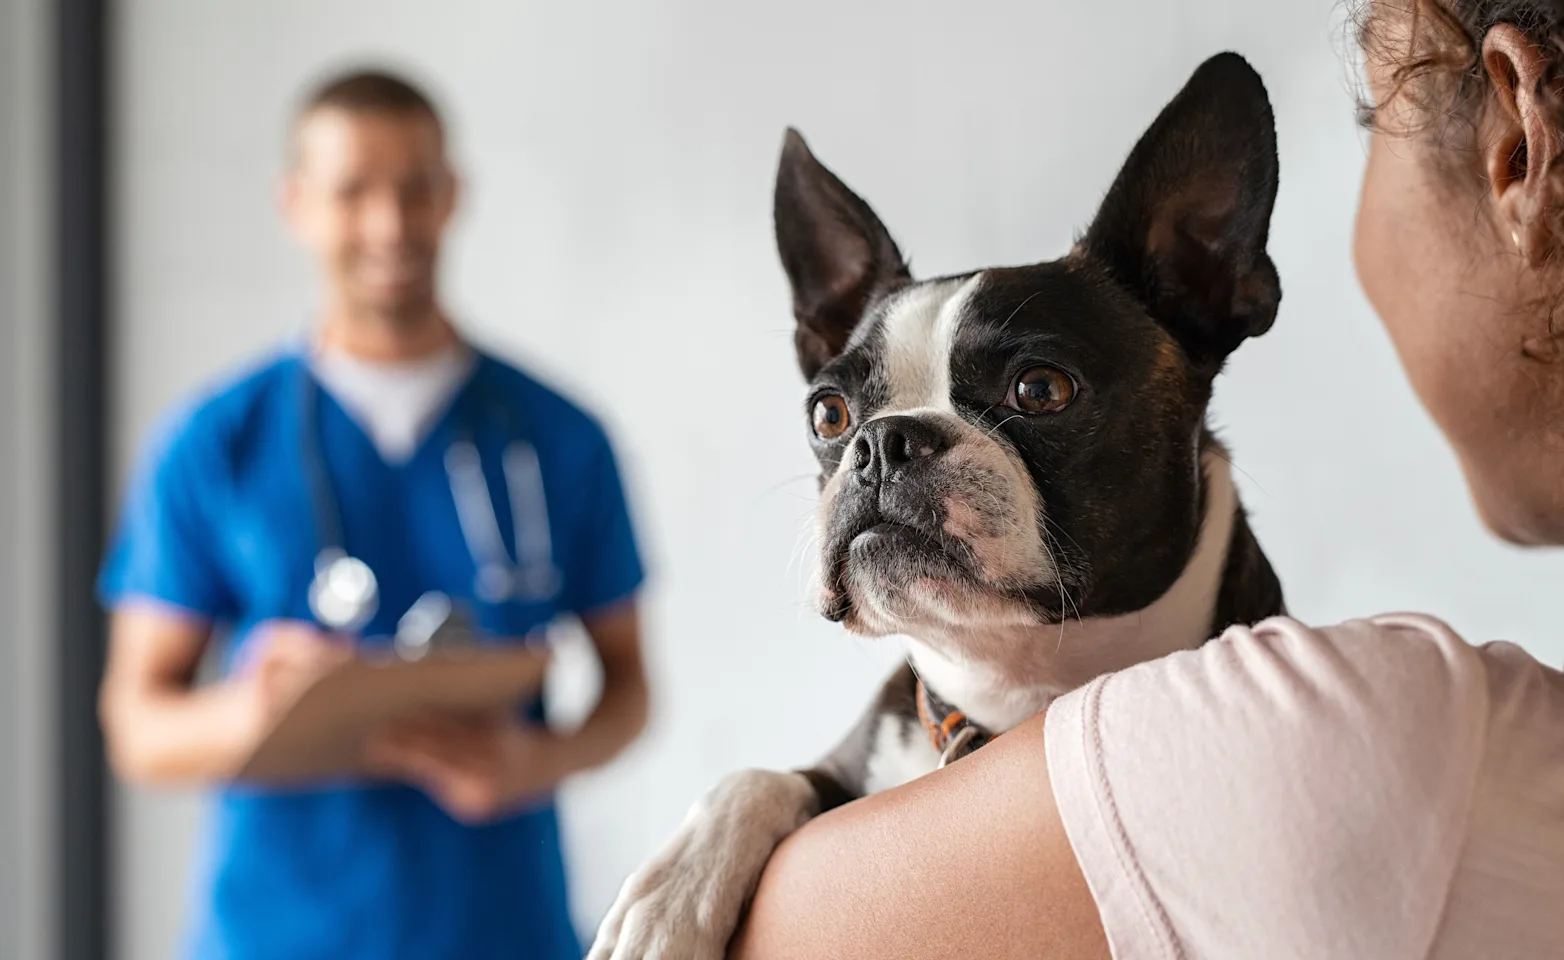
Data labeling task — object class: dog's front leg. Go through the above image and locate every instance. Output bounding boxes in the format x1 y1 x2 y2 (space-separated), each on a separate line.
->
587 664 915 960
585 767 823 960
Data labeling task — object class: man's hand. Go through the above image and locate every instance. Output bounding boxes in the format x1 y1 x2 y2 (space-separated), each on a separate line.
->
365 600 650 822
101 606 352 783
363 711 570 824
201 599 649 822
224 619 355 758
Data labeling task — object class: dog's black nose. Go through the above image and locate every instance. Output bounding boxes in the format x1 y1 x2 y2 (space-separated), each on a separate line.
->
852 415 947 484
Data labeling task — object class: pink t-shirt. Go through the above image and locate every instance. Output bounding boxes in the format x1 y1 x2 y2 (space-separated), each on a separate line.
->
1045 615 1564 959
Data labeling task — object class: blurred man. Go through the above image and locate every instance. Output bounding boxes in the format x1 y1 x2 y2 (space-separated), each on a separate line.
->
98 70 649 958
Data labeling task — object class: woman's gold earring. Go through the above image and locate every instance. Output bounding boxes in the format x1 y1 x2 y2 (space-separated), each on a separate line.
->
1513 229 1523 251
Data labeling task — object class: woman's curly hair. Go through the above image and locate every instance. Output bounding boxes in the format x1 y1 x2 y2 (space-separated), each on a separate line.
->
1353 1 1564 128
1352 0 1564 360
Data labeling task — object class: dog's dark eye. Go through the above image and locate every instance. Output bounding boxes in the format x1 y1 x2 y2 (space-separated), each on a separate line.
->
811 395 852 439
1009 367 1076 414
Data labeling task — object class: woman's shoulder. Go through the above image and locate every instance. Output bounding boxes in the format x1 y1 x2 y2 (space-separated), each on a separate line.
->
1193 613 1561 744
1049 612 1503 836
1208 613 1498 714
1076 613 1504 756
1045 613 1564 958
1078 612 1564 818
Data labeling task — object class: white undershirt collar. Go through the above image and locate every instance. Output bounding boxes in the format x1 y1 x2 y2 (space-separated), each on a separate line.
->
309 342 477 464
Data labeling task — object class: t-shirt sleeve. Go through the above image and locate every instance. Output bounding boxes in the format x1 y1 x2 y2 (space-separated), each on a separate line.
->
560 426 645 617
97 413 238 621
1044 615 1491 960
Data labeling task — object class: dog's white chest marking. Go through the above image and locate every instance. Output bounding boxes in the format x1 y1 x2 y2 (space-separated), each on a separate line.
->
863 713 943 794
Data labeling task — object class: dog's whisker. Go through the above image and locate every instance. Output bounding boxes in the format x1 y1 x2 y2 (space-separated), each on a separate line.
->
998 289 1045 328
1205 446 1268 498
1039 533 1071 653
787 524 823 588
986 414 1024 439
1036 520 1084 654
755 472 821 502
1040 510 1085 554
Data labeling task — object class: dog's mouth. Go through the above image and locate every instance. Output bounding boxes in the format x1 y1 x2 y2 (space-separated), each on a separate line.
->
813 418 1064 630
820 515 978 623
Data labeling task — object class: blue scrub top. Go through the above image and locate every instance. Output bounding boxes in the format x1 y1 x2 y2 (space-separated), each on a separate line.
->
99 346 645 960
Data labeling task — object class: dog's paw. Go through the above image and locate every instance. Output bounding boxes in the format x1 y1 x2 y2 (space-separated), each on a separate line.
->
587 769 817 960
585 859 723 960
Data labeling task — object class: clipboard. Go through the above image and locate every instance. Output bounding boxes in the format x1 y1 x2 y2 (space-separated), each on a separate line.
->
236 644 550 786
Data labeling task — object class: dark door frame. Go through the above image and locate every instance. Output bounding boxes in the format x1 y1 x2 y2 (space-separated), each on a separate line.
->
55 0 112 957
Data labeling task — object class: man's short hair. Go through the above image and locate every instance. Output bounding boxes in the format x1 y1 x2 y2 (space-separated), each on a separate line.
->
292 68 445 155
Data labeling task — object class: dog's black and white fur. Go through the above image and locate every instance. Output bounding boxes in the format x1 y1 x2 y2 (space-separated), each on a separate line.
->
589 53 1286 960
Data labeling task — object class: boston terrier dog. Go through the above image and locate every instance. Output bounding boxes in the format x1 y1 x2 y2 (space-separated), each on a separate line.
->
589 52 1286 960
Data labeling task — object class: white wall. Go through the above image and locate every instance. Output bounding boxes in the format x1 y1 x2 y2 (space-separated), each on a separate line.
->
1 0 57 956
114 1 1564 957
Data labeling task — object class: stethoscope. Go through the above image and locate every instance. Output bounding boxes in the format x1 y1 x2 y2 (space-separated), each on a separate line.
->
301 362 562 650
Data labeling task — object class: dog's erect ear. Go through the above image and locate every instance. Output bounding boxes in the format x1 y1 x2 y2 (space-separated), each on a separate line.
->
775 129 910 379
1081 53 1280 367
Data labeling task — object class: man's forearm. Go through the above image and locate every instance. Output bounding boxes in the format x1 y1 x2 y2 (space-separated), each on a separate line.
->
556 601 650 775
559 666 649 773
102 681 251 784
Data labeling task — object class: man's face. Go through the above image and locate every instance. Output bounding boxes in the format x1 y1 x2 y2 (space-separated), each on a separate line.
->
283 107 456 320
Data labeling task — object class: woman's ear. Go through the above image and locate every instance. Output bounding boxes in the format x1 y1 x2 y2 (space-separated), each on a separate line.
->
1482 24 1559 262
